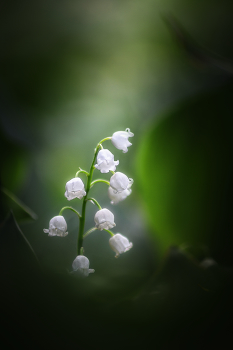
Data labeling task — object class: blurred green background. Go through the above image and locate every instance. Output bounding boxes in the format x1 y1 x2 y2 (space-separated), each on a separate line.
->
1 0 233 349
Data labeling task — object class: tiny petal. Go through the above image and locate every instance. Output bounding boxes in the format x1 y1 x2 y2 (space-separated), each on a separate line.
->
111 128 134 153
108 186 131 204
94 208 116 230
72 255 95 276
109 233 133 258
94 149 119 173
110 172 133 193
43 216 68 237
65 177 86 200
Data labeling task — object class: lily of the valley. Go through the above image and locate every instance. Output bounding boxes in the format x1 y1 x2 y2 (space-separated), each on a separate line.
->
43 215 68 237
108 186 132 204
94 208 116 230
65 177 86 200
72 255 95 276
109 233 133 258
94 149 119 173
111 128 134 153
110 172 133 193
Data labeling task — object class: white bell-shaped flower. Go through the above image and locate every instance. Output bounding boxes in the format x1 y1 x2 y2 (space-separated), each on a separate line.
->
94 149 119 173
43 215 68 237
108 186 132 204
109 233 133 258
64 177 86 200
94 208 116 230
72 255 95 276
110 172 133 193
111 128 134 153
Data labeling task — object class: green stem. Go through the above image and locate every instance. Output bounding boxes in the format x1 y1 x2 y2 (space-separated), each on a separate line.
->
77 136 112 255
98 136 112 144
77 146 100 254
103 229 115 237
83 227 97 238
87 198 102 210
90 179 110 188
59 206 81 218
75 168 89 177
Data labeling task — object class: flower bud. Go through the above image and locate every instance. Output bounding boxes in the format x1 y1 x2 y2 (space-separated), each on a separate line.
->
94 149 119 173
110 172 133 193
43 216 68 237
109 233 133 258
72 255 95 276
111 128 134 153
94 208 116 230
108 186 131 204
65 177 86 200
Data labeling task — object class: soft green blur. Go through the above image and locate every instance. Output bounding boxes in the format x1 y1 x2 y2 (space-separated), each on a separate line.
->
1 1 233 348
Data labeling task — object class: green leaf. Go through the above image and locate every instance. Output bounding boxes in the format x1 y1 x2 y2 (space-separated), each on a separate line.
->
137 82 233 263
163 15 233 74
1 187 38 221
0 212 39 275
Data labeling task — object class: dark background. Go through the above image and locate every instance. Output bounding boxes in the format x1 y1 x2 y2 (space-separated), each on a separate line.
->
1 1 233 349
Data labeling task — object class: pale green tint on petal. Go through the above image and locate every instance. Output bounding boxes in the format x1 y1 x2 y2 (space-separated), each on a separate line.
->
94 208 116 231
72 255 95 277
109 233 133 258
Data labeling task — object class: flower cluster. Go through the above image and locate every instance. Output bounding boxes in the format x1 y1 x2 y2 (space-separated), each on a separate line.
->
43 128 134 276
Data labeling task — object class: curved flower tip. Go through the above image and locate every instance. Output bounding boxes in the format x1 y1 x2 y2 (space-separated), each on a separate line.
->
94 149 119 173
111 128 134 153
43 215 68 237
65 177 86 200
109 233 133 258
94 208 116 230
110 172 133 193
72 255 95 277
108 186 132 204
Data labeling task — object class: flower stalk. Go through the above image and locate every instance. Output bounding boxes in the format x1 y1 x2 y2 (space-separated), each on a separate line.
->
43 128 134 276
77 138 110 254
90 179 110 187
87 197 102 210
59 206 81 218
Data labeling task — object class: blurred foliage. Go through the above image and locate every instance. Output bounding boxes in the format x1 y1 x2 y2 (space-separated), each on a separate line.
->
0 128 29 191
1 187 37 222
137 82 233 264
1 214 233 349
